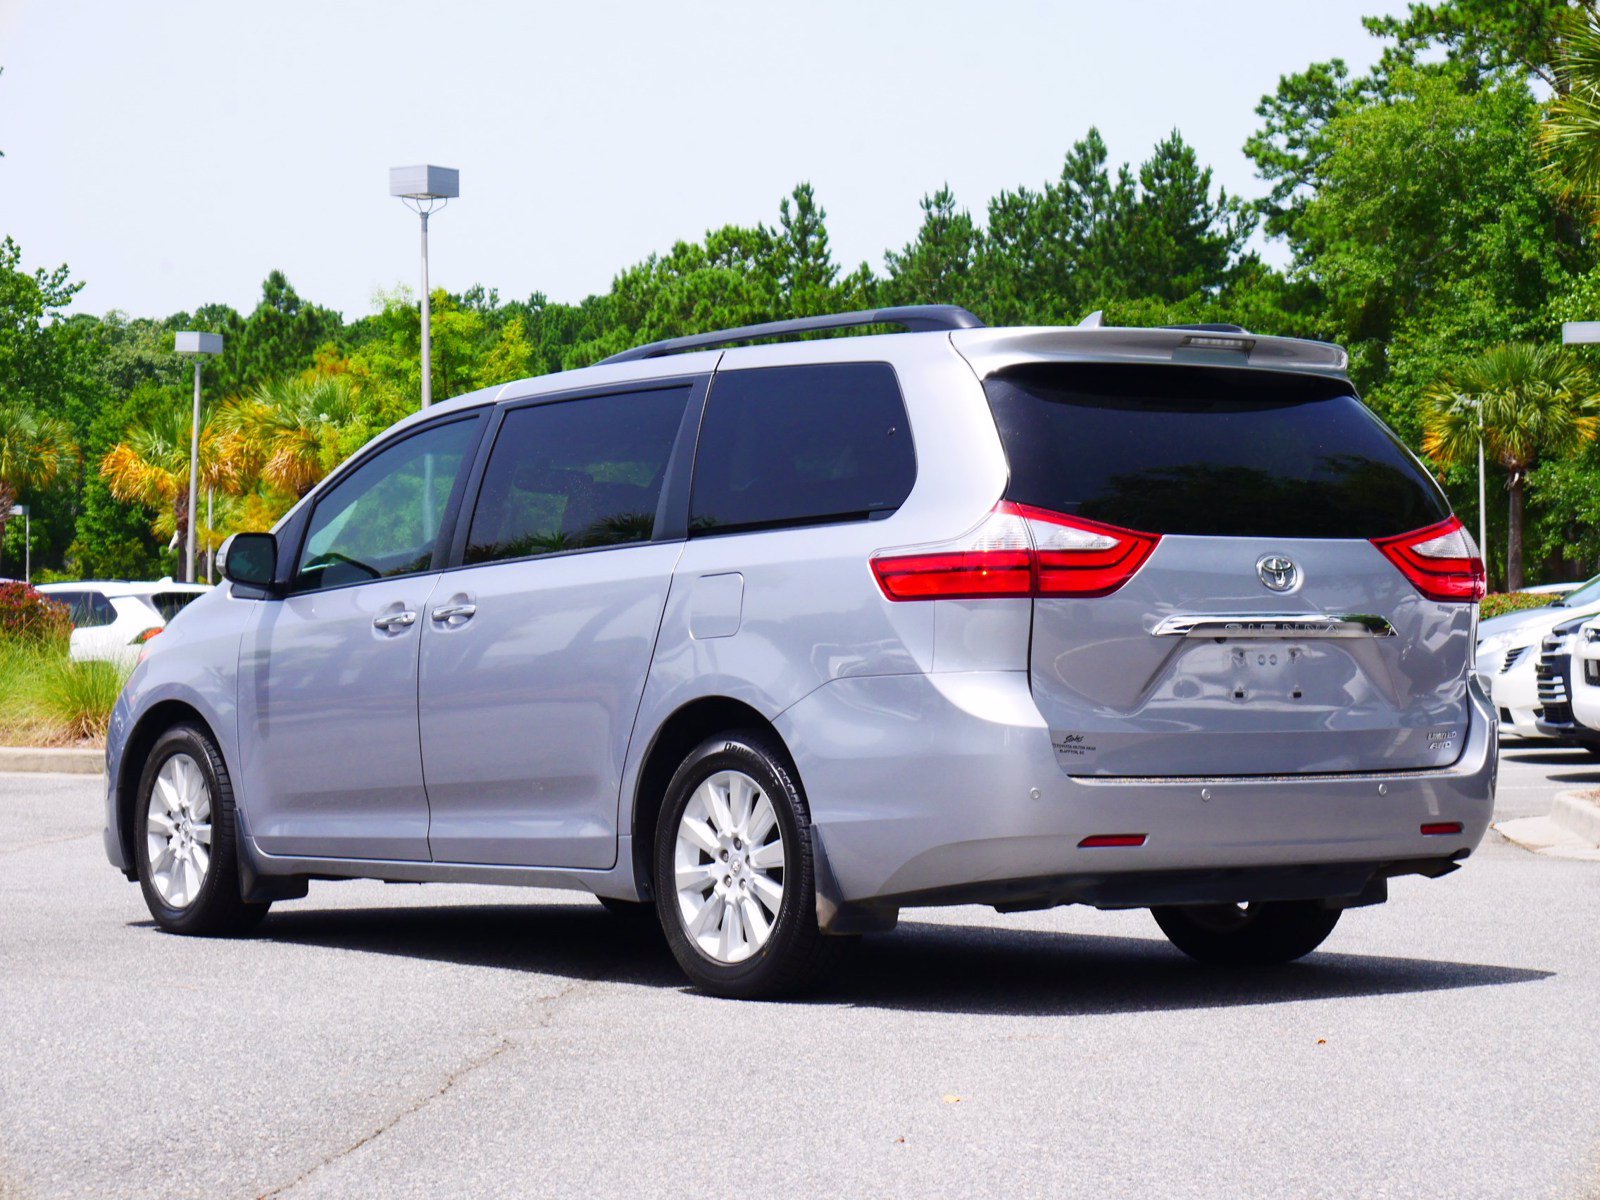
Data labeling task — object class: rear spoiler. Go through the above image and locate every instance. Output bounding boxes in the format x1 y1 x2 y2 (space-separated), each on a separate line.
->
950 325 1350 381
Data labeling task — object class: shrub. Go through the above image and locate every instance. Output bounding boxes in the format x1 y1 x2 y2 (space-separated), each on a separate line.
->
0 582 70 645
0 637 127 745
27 653 127 742
1480 591 1560 620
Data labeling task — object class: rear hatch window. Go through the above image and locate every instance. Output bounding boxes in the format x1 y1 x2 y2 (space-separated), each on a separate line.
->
984 363 1449 539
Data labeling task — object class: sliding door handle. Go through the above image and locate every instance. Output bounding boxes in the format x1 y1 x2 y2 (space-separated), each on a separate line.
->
431 602 477 622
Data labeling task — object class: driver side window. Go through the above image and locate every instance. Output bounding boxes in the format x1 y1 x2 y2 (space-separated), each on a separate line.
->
295 418 478 593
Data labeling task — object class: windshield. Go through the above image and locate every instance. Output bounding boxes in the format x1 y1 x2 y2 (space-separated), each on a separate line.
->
1557 575 1600 607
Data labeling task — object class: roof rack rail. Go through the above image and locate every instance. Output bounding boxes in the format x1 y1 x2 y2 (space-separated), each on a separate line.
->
595 305 985 365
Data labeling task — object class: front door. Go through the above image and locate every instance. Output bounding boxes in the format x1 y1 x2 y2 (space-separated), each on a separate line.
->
238 416 481 860
419 384 695 868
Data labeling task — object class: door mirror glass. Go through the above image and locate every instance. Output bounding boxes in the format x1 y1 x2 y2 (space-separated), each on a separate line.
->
221 532 277 589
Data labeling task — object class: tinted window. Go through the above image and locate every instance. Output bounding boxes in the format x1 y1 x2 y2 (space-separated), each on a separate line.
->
296 418 478 592
465 387 688 565
149 592 201 621
985 364 1450 538
48 591 116 628
691 363 915 533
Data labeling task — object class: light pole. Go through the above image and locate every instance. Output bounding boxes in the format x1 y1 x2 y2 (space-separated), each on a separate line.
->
1474 399 1486 575
174 331 223 584
389 165 459 408
7 504 28 583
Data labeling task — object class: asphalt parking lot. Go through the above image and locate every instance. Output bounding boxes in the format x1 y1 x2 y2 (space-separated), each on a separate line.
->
2 746 1598 1200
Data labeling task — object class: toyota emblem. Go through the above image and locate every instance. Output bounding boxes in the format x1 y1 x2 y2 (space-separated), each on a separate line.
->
1257 554 1299 593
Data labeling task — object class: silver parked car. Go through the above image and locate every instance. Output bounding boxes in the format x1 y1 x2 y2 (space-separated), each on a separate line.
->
103 307 1496 997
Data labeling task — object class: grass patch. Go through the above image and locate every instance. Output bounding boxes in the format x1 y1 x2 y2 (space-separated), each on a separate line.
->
0 638 128 746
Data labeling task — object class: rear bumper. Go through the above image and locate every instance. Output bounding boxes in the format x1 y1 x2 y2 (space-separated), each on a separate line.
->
778 670 1497 910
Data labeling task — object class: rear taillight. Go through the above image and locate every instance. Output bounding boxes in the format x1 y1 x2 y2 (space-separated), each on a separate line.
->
130 627 162 645
871 503 1160 601
1371 516 1485 603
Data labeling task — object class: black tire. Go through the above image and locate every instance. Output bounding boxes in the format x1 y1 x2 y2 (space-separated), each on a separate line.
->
134 723 270 937
653 730 839 999
1151 900 1341 966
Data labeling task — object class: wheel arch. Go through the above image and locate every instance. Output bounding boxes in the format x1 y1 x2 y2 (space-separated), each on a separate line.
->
628 695 792 899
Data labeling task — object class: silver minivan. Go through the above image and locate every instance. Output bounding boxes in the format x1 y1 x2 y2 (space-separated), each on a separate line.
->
103 307 1496 997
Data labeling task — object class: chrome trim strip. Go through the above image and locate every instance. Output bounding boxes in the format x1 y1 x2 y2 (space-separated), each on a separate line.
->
1151 613 1396 639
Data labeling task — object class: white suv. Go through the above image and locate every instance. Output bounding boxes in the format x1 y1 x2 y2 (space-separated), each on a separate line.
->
37 580 209 664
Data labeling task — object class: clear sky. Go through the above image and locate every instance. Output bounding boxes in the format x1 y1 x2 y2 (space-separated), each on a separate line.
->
0 0 1406 321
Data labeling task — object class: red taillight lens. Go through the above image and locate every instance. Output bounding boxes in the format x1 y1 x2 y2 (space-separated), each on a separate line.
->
129 626 163 645
1421 821 1463 836
1371 516 1485 603
1014 503 1161 598
871 503 1160 602
1078 833 1148 848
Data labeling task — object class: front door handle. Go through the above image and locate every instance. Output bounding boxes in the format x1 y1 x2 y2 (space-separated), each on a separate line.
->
431 602 477 622
372 610 418 631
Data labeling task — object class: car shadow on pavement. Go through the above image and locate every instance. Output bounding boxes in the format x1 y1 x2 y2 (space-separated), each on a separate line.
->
177 901 1553 1017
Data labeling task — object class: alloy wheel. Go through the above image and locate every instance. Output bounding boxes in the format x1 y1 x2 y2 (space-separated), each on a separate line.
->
145 752 212 909
673 769 786 963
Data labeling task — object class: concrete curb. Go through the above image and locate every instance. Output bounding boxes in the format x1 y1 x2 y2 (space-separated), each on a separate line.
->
1553 789 1600 844
1495 788 1600 861
0 746 104 775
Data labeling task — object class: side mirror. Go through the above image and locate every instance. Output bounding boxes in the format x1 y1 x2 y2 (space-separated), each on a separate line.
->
220 532 278 590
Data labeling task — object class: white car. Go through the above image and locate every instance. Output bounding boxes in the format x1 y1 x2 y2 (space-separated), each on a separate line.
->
1476 574 1600 739
1566 616 1600 740
36 580 210 664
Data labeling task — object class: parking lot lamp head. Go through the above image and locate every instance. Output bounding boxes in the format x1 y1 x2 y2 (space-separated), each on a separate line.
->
389 165 459 409
173 332 223 585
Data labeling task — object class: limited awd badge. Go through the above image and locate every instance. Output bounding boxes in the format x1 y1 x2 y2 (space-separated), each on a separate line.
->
1257 554 1300 593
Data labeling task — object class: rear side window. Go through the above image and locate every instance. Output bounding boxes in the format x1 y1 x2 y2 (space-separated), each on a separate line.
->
691 363 915 534
984 364 1449 538
148 592 201 621
464 386 689 565
48 591 116 628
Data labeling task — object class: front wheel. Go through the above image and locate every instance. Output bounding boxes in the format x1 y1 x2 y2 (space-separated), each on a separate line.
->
654 731 839 998
1151 900 1341 966
134 724 270 936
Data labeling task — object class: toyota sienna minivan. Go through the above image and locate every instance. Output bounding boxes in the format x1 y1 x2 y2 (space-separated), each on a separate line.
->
103 306 1496 998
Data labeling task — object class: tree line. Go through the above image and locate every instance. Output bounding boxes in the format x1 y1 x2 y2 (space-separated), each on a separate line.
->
4 0 1600 589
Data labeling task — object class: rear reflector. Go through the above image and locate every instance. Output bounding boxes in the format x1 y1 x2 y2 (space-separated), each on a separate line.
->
1078 833 1148 848
872 502 1160 601
1420 821 1463 836
1371 516 1485 602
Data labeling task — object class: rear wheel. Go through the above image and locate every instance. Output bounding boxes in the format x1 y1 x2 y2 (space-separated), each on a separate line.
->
654 732 838 998
1151 900 1340 966
134 724 270 936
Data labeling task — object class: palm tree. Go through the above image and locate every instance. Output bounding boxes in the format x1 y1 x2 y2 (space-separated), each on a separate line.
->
218 374 359 499
101 406 243 555
1539 7 1600 202
0 406 77 555
1421 343 1600 590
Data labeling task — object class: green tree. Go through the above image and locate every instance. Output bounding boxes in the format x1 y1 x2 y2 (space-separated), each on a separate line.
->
1538 4 1600 209
1421 343 1600 588
881 186 981 311
1118 131 1255 303
0 406 77 561
202 271 343 395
